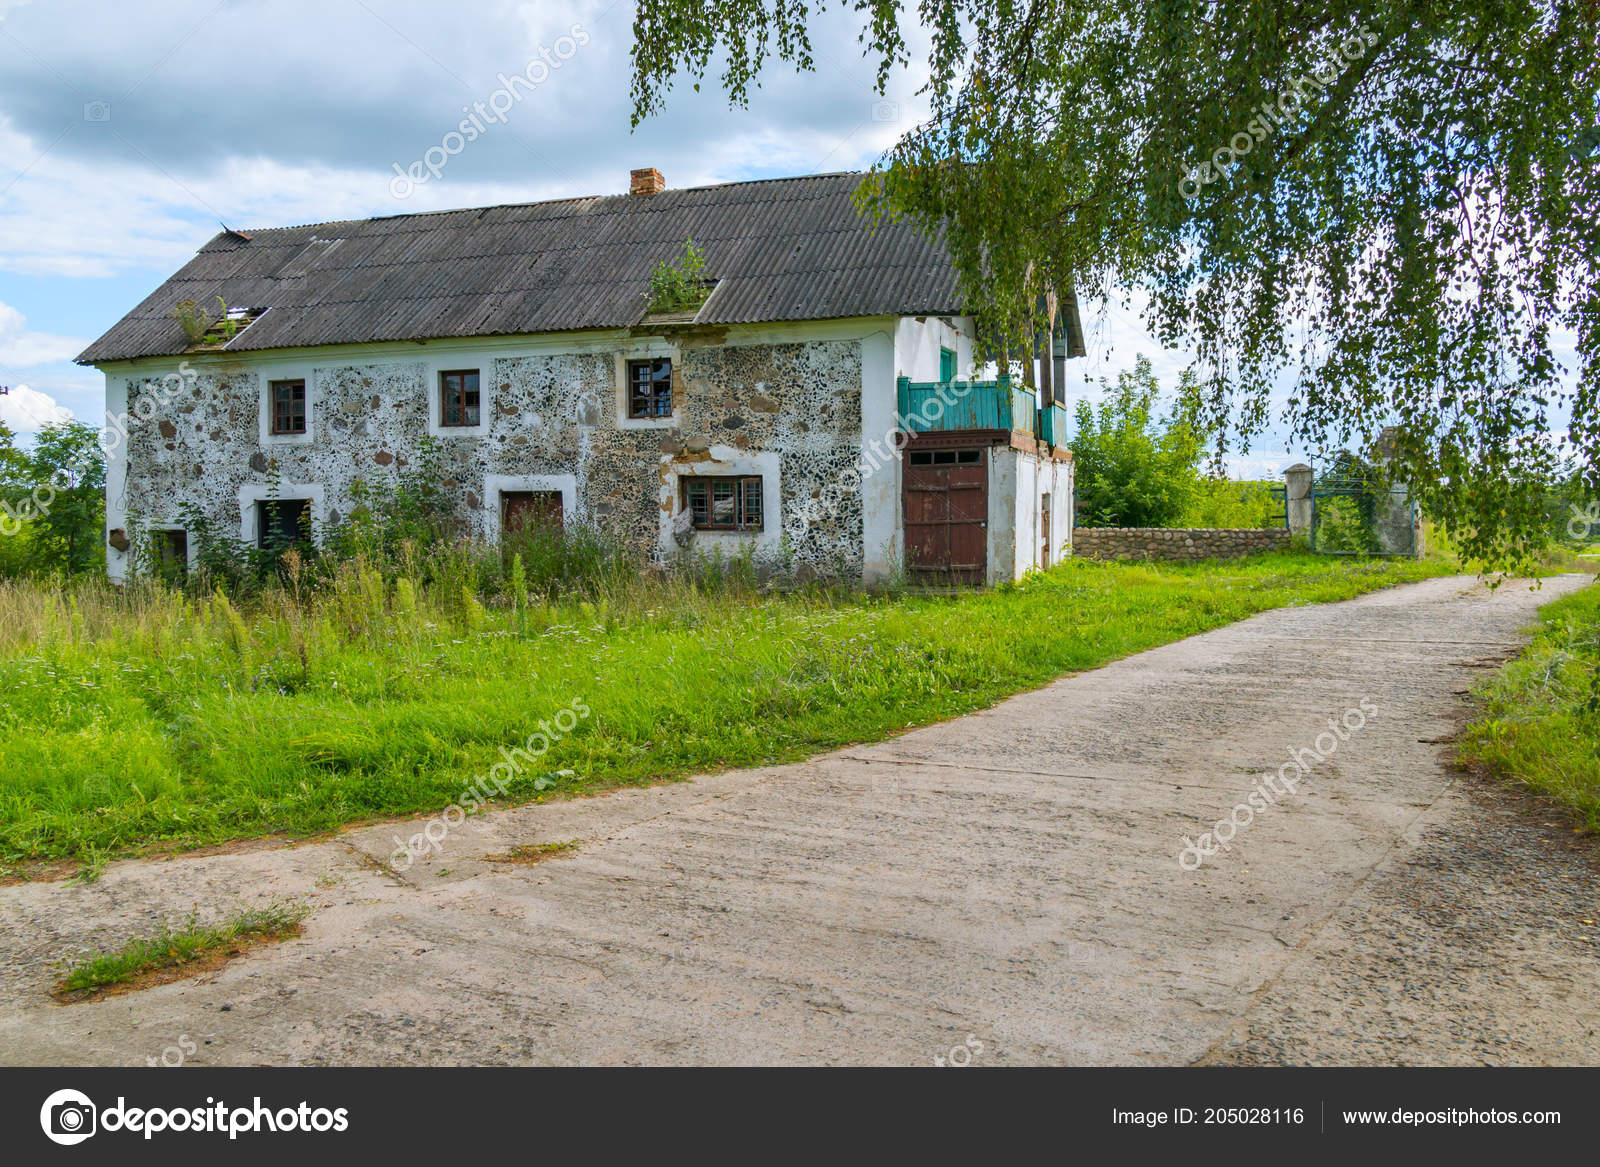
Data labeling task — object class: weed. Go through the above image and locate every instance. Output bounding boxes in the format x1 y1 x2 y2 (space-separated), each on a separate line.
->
55 902 309 1000
483 840 580 865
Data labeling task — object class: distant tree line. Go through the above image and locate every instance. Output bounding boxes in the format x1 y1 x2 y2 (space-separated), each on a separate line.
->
0 419 107 577
1069 358 1595 552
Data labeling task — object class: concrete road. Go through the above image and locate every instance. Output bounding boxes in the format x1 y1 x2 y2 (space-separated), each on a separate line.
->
2 573 1596 1066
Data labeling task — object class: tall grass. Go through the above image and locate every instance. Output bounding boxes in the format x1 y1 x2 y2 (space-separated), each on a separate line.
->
0 550 1453 868
1460 582 1600 830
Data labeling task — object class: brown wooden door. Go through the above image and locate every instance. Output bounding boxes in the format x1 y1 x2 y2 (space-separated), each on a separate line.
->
501 490 564 534
903 448 987 584
1041 493 1051 568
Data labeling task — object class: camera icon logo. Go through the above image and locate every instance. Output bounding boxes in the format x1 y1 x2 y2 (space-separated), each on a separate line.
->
870 99 899 123
83 101 112 122
40 1088 97 1145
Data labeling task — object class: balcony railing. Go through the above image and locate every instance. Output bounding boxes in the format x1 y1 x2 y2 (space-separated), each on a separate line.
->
1036 401 1070 448
896 376 1071 452
897 376 1036 438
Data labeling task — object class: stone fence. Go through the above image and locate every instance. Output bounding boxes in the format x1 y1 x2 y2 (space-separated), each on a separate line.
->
1072 526 1290 562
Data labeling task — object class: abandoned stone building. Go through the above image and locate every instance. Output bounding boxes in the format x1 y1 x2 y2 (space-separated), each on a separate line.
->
78 169 1083 585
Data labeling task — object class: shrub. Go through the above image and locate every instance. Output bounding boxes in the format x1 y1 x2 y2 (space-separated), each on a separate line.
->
1315 495 1378 553
647 237 710 313
1070 356 1207 527
500 520 638 599
1181 479 1282 529
0 421 106 578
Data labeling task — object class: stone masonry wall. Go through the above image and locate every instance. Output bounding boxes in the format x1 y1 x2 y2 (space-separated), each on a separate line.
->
1072 526 1289 562
117 334 864 577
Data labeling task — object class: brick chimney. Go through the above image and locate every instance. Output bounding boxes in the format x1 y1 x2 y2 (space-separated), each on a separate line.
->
630 167 665 196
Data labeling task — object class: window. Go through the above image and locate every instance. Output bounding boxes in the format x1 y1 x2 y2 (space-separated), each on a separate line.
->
439 369 481 427
939 346 957 382
156 529 188 580
269 379 306 435
683 475 763 531
627 358 673 419
908 449 981 466
257 498 312 551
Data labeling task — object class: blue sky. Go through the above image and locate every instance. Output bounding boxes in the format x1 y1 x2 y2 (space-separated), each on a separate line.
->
0 0 1441 480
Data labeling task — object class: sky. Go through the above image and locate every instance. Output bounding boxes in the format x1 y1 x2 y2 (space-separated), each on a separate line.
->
1 0 1316 479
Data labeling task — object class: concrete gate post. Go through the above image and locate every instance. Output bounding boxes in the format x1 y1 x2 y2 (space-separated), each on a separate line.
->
1285 463 1313 542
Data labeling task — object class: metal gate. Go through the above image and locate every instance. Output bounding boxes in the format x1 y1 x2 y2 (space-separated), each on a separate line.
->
1310 477 1416 556
903 447 988 584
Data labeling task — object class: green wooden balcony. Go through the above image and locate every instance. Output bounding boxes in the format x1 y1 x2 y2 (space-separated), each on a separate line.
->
896 376 1037 438
896 375 1072 451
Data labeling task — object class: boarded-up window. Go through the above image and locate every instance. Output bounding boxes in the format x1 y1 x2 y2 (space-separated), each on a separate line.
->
501 490 564 535
270 379 306 435
683 475 763 531
440 369 480 427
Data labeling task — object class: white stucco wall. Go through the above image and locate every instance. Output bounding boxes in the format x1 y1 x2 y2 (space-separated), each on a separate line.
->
1039 456 1075 567
1029 456 1074 572
859 327 900 582
103 376 131 581
988 447 1021 585
987 445 1074 582
893 315 975 382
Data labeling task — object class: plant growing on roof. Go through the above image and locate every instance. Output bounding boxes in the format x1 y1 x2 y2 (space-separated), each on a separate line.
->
646 237 710 314
171 296 239 346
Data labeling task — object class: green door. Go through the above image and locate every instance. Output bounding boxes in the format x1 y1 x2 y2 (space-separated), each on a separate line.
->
939 347 956 382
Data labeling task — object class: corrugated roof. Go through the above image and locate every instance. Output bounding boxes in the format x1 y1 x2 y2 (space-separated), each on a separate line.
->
78 172 965 364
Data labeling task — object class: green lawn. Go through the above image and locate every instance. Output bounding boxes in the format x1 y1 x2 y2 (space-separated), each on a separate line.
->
1460 580 1600 830
0 553 1451 869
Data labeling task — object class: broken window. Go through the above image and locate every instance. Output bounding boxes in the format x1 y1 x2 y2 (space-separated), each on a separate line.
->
257 498 312 551
627 358 672 419
269 379 306 435
683 475 763 531
439 369 481 427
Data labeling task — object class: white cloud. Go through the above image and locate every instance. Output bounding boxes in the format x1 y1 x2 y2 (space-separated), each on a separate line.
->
0 383 72 432
0 300 85 365
0 0 929 282
1222 450 1298 481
